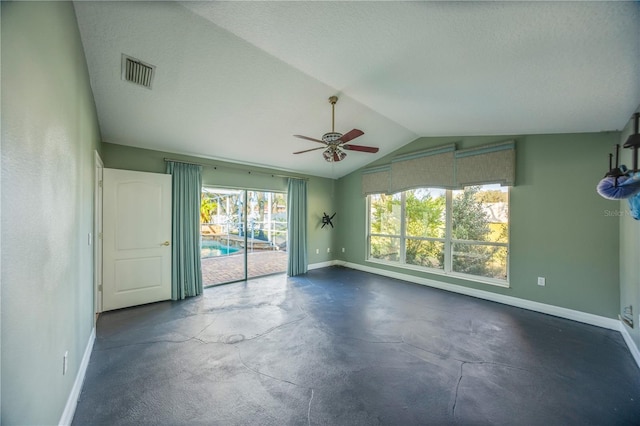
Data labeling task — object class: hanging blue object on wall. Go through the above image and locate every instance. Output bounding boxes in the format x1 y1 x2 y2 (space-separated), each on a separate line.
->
596 112 640 220
628 193 640 220
597 167 640 200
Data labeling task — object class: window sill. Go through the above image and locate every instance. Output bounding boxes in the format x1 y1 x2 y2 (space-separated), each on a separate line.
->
365 258 510 289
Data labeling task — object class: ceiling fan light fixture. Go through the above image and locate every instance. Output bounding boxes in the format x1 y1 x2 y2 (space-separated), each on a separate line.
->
323 146 346 162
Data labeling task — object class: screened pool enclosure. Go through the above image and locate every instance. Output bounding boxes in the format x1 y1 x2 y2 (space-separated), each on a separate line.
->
200 188 288 285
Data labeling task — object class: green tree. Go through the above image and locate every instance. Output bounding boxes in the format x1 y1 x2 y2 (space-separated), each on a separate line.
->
452 186 490 241
405 191 445 267
200 194 217 224
369 194 401 260
370 194 401 235
475 189 507 203
452 186 504 278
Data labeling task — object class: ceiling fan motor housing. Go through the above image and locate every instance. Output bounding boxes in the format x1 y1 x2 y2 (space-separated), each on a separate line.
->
322 132 343 143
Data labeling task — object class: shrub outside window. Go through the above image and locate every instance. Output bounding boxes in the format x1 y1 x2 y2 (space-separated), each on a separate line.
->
367 184 509 285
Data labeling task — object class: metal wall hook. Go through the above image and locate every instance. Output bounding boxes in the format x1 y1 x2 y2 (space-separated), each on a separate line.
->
623 112 640 172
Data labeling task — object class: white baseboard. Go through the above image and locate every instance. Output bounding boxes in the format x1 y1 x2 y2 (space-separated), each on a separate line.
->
340 261 620 330
619 322 640 370
59 327 96 426
308 260 340 271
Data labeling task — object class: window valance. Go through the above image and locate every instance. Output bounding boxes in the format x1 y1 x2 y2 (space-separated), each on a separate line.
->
361 165 391 195
455 141 515 187
361 141 515 195
390 144 456 192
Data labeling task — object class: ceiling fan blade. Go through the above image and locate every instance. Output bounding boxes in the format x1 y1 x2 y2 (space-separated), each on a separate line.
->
342 144 379 153
336 129 364 144
294 134 326 144
293 146 326 155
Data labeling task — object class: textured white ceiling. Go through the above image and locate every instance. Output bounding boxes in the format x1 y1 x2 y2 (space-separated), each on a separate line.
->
74 1 640 179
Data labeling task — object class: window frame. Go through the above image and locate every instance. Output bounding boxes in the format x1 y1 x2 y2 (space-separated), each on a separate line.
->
366 186 510 287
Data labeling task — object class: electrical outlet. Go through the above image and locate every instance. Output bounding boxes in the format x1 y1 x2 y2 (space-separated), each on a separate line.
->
63 351 68 375
315 249 319 254
537 277 546 287
327 247 331 253
342 247 345 253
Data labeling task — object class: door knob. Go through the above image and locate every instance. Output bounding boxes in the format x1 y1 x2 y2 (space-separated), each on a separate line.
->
161 241 170 246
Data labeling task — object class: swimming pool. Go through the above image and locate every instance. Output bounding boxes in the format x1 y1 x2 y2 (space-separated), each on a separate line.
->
201 240 240 258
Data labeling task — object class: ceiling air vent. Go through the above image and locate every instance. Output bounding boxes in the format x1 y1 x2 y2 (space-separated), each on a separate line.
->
121 54 155 89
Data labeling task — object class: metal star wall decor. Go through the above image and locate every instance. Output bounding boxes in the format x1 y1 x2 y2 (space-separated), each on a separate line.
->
321 212 336 228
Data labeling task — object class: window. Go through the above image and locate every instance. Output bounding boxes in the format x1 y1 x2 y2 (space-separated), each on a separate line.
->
367 184 509 285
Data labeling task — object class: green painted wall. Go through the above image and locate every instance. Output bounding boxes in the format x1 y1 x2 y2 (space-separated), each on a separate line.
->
0 4 631 422
1 2 101 424
619 106 640 352
101 142 337 266
336 132 621 318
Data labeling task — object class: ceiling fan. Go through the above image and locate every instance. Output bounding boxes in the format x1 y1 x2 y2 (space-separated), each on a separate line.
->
293 96 379 162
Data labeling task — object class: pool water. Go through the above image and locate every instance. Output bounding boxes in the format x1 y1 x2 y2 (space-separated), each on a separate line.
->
201 240 240 258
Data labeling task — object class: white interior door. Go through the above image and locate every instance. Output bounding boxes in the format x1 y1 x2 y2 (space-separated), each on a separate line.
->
103 168 172 311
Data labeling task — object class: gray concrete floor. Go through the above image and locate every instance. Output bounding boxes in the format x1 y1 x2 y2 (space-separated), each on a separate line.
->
73 266 640 425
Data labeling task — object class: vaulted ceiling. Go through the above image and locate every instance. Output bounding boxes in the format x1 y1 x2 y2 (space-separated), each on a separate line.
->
74 1 640 178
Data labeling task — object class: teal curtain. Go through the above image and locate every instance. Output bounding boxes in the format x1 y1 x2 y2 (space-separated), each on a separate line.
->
166 162 203 299
287 178 308 276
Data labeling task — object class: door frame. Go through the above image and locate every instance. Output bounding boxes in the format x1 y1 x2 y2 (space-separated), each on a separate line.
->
93 151 104 317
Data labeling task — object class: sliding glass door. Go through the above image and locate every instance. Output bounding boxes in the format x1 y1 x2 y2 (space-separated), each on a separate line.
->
201 188 245 284
245 191 288 279
200 187 287 286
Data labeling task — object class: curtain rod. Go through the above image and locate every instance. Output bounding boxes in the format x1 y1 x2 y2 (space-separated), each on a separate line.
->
163 157 308 181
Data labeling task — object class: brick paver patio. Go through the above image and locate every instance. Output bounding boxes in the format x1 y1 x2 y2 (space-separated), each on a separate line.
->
201 250 288 286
